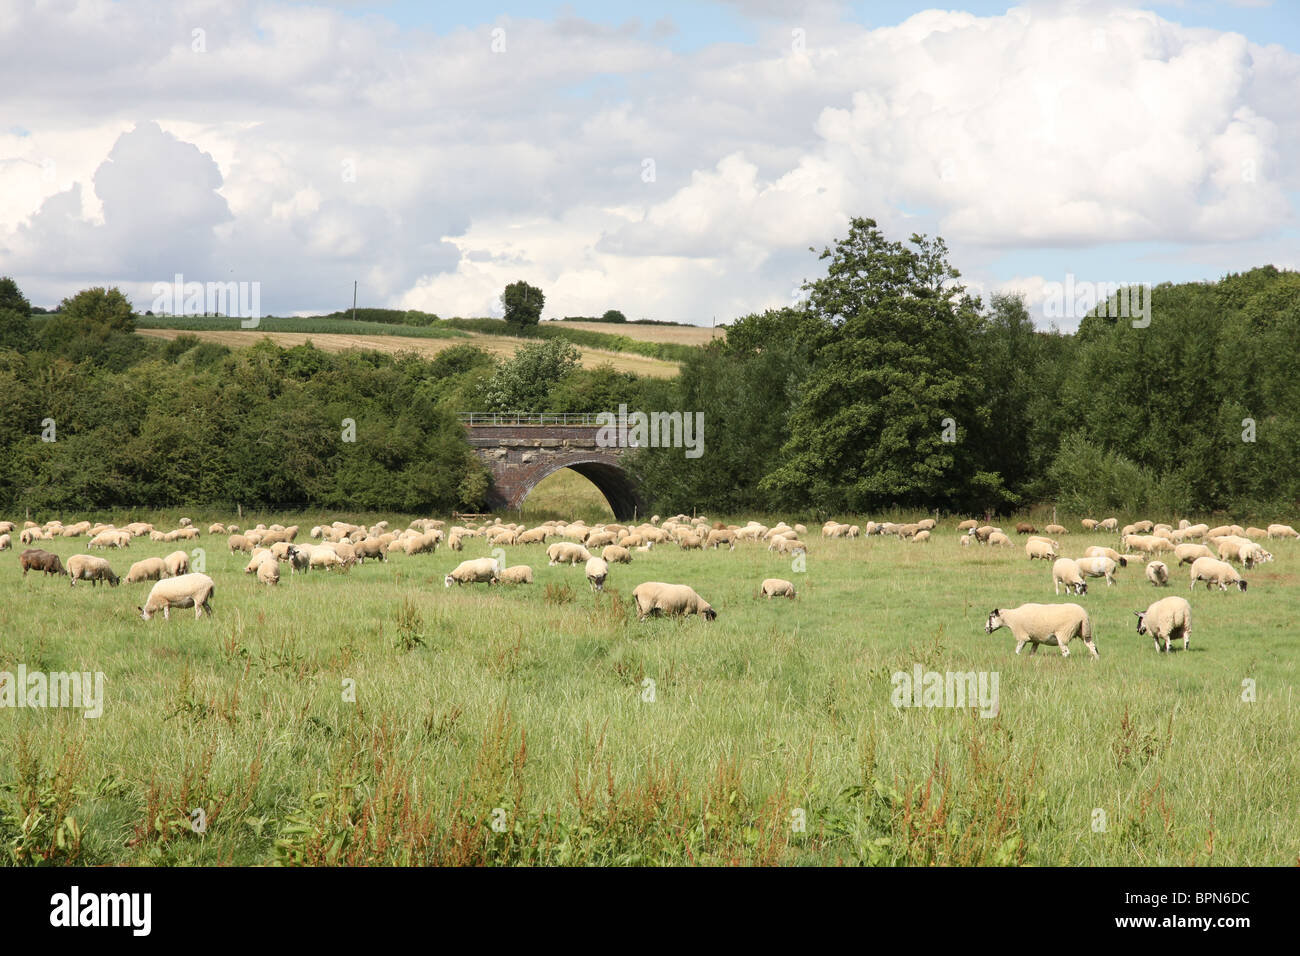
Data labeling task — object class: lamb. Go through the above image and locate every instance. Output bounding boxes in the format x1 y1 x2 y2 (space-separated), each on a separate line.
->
19 549 64 577
911 530 931 543
601 545 632 564
547 542 592 566
1074 555 1118 587
958 535 971 547
1026 538 1057 561
1050 558 1087 596
125 557 169 583
1188 557 1247 592
758 578 796 599
984 603 1098 658
1267 524 1299 539
256 556 280 586
631 582 717 621
1083 545 1128 567
163 550 190 577
1145 561 1169 587
987 531 1013 547
139 573 216 620
1135 596 1192 653
67 554 120 587
1174 543 1213 566
585 557 609 592
498 565 533 585
444 557 500 588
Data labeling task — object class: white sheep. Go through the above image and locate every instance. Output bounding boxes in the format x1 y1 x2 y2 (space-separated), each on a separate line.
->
585 557 609 592
987 531 1013 547
256 556 280 586
498 565 533 585
124 557 169 583
163 550 190 577
444 557 500 588
910 530 931 544
1134 596 1192 653
1026 538 1057 561
759 578 796 600
1074 555 1118 587
1267 523 1299 539
1174 543 1213 566
1083 545 1128 567
1051 558 1087 596
1145 560 1169 587
1188 557 1247 593
601 545 632 564
139 573 216 621
632 582 717 621
66 554 120 587
547 542 592 566
984 603 1098 658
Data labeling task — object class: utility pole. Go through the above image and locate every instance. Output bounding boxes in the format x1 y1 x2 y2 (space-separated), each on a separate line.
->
352 281 358 322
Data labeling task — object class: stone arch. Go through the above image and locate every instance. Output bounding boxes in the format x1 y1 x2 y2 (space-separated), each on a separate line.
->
508 452 644 520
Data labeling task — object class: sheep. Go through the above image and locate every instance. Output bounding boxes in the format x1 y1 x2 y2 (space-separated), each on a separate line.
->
1189 557 1247 593
208 523 226 535
1267 523 1299 540
911 530 931 543
602 545 632 564
547 542 592 566
1083 545 1128 567
327 541 358 567
1026 538 1057 561
1145 561 1169 587
758 578 797 599
1015 522 1037 535
678 532 704 550
957 520 978 531
139 573 216 621
244 548 272 574
970 525 1002 543
1080 519 1098 531
448 532 463 552
19 549 64 577
987 531 1013 547
256 556 280 586
228 534 252 553
125 557 169 583
66 554 120 587
1238 542 1273 569
585 557 609 592
768 536 806 556
516 527 548 545
0 533 8 552
1074 555 1118 587
1244 527 1269 540
354 538 387 563
444 557 500 588
585 531 618 549
1133 520 1154 533
1124 535 1174 557
1051 558 1088 596
705 529 736 550
498 565 533 585
1044 524 1068 536
632 582 717 622
1099 518 1119 532
286 545 310 574
1174 543 1213 566
309 548 346 573
958 535 971 547
984 603 1098 658
1135 596 1192 654
163 550 190 577
916 518 936 531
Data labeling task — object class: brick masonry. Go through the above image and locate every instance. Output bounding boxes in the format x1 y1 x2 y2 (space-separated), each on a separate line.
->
464 424 645 519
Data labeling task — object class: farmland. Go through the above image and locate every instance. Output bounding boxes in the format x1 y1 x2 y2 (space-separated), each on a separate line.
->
3 517 1296 865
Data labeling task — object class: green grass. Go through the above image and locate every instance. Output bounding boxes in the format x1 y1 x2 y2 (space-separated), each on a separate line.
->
130 316 469 339
2 515 1296 866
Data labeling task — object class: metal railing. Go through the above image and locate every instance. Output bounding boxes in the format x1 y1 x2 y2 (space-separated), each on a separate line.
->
458 412 605 427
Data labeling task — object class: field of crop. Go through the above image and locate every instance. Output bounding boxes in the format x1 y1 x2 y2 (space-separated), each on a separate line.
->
544 321 725 346
2 516 1296 866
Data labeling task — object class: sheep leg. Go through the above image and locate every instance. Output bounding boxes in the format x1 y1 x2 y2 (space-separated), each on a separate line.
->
1183 624 1190 651
163 606 171 621
1085 640 1099 659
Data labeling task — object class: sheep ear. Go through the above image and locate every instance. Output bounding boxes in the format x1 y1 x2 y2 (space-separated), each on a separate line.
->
1133 610 1142 616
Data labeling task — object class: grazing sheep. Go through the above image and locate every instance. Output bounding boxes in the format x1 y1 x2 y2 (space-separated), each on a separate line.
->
1044 524 1068 536
768 536 806 556
916 518 936 531
759 578 797 599
444 557 500 588
516 527 549 545
1244 527 1269 540
448 532 463 552
1026 538 1057 561
256 557 280 586
228 534 252 553
0 533 8 552
208 523 226 535
1124 535 1174 557
1051 558 1088 596
309 548 346 573
910 530 931 543
957 520 978 531
678 532 704 550
984 603 1098 658
970 525 1002 543
1135 596 1192 653
1083 546 1128 567
1238 542 1273 569
354 538 387 563
163 550 190 577
1080 519 1099 531
958 535 971 547
1099 518 1119 532
19 549 64 577
244 548 272 574
1267 523 1299 540
987 531 1013 547
705 529 736 550
585 557 609 592
1145 561 1169 587
125 557 169 583
139 572 216 621
632 582 717 622
601 545 632 564
1074 555 1118 587
1188 557 1248 593
498 565 533 585
547 542 592 566
67 554 120 587
1015 523 1037 535
1174 543 1213 566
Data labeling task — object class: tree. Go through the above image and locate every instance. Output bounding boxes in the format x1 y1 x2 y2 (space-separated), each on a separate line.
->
760 217 1002 512
601 309 627 323
501 280 545 328
479 338 580 411
39 286 136 356
0 277 31 316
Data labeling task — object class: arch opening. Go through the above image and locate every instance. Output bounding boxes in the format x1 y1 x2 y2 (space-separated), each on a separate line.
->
512 457 643 521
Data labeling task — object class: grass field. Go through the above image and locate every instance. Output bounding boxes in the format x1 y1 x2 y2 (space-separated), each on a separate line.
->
2 512 1297 866
133 327 683 379
543 321 725 346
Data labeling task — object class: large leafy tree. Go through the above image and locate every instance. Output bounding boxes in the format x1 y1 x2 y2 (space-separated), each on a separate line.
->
761 218 1003 512
479 338 580 411
0 276 33 352
501 280 545 328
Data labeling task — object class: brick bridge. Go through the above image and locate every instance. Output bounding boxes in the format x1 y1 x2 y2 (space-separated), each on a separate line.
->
460 413 645 519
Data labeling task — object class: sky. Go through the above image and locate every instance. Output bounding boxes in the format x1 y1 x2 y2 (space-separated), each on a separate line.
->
1 0 1296 329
